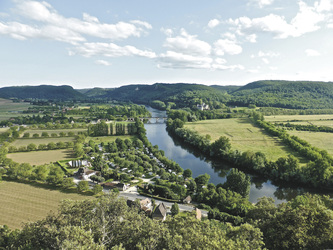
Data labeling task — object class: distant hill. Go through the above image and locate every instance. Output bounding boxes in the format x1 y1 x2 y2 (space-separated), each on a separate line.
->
76 87 113 97
210 85 241 93
0 85 85 100
229 80 333 109
104 83 230 108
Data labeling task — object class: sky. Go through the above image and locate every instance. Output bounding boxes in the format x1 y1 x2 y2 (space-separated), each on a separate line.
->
0 0 333 89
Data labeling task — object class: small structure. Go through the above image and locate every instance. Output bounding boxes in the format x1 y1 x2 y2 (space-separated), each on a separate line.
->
183 195 192 204
77 167 99 180
195 208 202 220
197 103 209 111
152 203 167 221
140 198 151 209
101 182 129 191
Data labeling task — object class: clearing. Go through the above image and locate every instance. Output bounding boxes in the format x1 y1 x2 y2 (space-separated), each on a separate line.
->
185 118 302 161
0 181 94 229
10 137 75 147
7 149 76 165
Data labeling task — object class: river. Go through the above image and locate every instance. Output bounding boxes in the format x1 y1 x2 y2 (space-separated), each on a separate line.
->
144 107 326 204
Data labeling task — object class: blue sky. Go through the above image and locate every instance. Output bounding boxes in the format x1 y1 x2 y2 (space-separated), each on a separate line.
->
0 0 332 88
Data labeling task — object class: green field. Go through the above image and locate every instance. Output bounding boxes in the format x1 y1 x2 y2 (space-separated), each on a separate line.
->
0 99 31 121
86 135 137 144
265 114 333 122
0 127 9 133
185 118 302 161
288 131 333 156
11 137 75 147
7 149 75 165
23 128 86 136
0 181 94 229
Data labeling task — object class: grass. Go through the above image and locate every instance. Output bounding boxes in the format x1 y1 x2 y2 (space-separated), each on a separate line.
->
0 180 94 229
185 118 302 161
0 127 9 133
10 137 75 147
265 114 333 122
277 120 333 128
288 131 333 156
86 135 137 144
23 128 87 136
0 99 31 121
7 149 76 165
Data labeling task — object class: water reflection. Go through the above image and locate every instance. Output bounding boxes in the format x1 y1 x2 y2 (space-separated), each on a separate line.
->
144 106 332 204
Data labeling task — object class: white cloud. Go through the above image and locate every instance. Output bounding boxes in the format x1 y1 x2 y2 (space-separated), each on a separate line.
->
229 1 331 39
158 29 244 71
164 29 212 57
262 58 270 64
257 51 280 57
305 49 321 56
214 39 242 56
251 0 275 8
95 60 111 66
158 51 212 69
0 0 152 44
246 34 257 43
208 19 220 28
70 42 157 58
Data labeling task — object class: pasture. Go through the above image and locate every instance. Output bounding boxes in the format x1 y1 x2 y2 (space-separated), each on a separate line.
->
265 114 333 122
86 135 137 144
0 181 94 229
0 98 31 121
185 118 302 161
288 131 333 156
23 128 87 136
10 137 75 147
7 149 75 165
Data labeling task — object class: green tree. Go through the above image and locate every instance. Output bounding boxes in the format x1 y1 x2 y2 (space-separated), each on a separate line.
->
195 173 210 187
62 178 76 189
223 168 251 198
77 181 89 193
92 184 103 195
171 203 179 216
183 169 192 179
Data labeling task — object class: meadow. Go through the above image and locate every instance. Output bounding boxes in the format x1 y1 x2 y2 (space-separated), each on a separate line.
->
86 135 137 144
11 137 75 147
23 128 87 136
288 130 333 155
0 98 31 121
185 118 302 161
7 149 76 165
265 114 333 122
0 181 94 229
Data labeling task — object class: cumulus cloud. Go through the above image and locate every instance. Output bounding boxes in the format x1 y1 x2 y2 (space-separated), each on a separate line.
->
164 29 212 57
228 1 331 39
305 49 321 56
158 29 244 71
70 42 157 58
208 19 220 28
214 39 242 56
0 0 152 44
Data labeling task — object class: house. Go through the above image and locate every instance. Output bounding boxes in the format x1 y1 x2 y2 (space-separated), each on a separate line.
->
183 195 192 204
140 198 151 209
101 182 129 191
152 203 167 221
197 103 210 111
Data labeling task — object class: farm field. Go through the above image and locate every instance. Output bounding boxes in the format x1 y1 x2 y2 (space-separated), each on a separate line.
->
185 118 302 161
23 128 87 136
7 149 75 165
0 99 31 121
86 135 137 144
0 181 94 229
277 120 333 128
10 137 75 147
288 131 333 156
0 127 9 133
265 114 333 122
